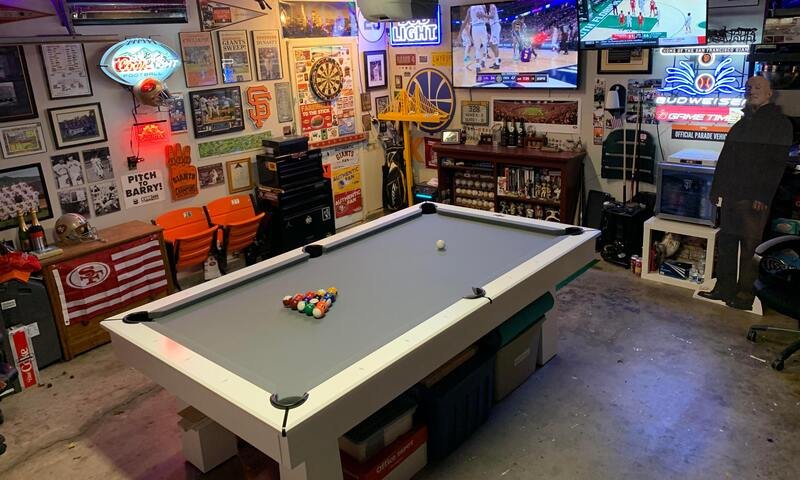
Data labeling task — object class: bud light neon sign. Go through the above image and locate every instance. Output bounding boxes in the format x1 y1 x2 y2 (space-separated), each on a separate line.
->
389 6 441 46
100 38 181 86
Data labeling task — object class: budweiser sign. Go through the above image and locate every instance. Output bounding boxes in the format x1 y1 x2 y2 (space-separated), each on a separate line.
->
100 38 181 86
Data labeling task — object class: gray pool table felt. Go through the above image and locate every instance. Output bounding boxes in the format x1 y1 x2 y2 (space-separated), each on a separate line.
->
149 212 566 396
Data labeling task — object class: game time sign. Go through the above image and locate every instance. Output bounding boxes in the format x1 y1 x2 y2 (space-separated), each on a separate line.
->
655 45 749 125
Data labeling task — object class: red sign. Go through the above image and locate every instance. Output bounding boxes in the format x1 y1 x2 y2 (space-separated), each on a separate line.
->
424 138 440 169
9 327 39 390
395 54 417 66
655 105 738 124
136 121 169 143
300 102 333 133
53 235 168 325
334 189 363 218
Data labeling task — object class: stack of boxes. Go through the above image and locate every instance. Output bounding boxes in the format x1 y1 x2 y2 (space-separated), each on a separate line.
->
255 136 335 256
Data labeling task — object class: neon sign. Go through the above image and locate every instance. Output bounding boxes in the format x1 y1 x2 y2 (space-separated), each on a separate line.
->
100 38 181 86
135 121 168 143
655 46 748 124
389 6 441 46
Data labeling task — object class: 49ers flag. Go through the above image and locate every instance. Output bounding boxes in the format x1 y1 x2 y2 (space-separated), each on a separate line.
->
51 235 168 326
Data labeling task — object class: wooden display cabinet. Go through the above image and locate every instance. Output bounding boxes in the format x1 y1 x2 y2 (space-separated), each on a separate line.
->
40 221 173 360
432 144 585 223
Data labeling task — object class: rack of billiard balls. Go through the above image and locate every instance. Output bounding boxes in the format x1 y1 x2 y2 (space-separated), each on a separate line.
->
282 287 338 319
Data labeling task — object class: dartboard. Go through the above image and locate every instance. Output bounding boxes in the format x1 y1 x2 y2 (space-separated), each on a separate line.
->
310 57 344 101
406 68 455 134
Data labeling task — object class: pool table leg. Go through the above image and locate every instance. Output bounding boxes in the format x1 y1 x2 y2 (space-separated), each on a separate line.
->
279 441 343 480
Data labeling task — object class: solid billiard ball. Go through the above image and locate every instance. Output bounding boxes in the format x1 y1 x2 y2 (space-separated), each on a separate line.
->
436 239 446 250
327 287 338 296
316 289 326 297
297 300 306 312
304 302 315 315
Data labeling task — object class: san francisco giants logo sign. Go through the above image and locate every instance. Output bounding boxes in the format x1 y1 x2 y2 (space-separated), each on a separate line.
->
246 85 272 128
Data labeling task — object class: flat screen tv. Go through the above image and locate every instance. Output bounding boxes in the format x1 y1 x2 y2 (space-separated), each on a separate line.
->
578 0 707 49
450 0 580 89
770 0 800 17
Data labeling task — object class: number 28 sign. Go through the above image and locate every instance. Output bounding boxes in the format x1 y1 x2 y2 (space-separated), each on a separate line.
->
461 101 489 126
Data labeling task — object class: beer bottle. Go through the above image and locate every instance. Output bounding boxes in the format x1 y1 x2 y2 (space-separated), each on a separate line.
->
508 118 518 147
519 118 527 148
28 209 47 251
500 118 509 147
16 210 31 252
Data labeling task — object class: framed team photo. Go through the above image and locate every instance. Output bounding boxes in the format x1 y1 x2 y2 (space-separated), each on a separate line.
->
47 103 107 149
0 123 46 159
190 87 245 138
0 163 53 231
363 50 387 90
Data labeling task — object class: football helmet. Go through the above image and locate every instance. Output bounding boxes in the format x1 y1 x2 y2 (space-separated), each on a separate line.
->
54 213 98 244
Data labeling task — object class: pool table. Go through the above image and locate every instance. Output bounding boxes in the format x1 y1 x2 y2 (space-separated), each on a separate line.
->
103 203 598 479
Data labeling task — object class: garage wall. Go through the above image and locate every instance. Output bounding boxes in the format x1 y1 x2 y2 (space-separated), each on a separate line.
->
0 0 389 246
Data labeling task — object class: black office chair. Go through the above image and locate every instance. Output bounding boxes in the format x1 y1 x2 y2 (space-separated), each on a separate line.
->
747 235 800 370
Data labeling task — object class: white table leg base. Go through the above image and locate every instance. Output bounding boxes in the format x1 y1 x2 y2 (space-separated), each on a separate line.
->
279 442 343 480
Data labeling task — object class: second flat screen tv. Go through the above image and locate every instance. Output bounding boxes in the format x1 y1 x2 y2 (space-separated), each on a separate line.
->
450 0 580 89
578 0 707 49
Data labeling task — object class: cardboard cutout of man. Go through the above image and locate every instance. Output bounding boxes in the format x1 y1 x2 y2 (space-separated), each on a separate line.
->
699 76 793 309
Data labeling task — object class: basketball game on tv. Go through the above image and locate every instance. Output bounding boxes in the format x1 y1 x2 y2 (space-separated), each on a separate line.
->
450 0 580 89
578 0 707 48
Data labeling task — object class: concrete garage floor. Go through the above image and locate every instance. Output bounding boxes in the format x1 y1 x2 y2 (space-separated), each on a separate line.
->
1 262 799 479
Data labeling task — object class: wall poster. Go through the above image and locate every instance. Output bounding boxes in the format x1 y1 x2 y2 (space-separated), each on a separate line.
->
218 30 252 83
120 170 166 209
279 1 357 38
492 100 580 133
323 145 363 220
287 38 364 148
179 32 219 87
252 30 283 81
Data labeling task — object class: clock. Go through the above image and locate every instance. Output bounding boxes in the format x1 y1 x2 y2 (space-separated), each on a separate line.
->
309 56 344 101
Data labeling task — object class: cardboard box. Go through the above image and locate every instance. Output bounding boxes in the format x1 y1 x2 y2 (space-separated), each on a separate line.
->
339 394 418 463
178 406 238 473
494 322 542 401
341 425 428 480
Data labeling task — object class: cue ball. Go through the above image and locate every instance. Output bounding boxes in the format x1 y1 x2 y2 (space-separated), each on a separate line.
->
436 240 446 250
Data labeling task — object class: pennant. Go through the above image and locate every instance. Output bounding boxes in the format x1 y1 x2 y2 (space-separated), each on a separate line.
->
0 3 54 24
197 0 267 31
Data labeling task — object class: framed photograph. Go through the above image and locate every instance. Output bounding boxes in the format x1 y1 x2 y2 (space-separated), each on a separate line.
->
461 101 490 126
375 95 390 114
252 30 283 81
47 103 107 149
40 43 92 99
198 163 225 189
179 31 218 87
363 50 387 90
51 153 85 189
218 30 252 83
275 82 294 123
89 181 121 216
58 188 90 217
0 46 37 122
597 48 652 75
0 163 53 231
394 74 403 90
441 130 461 144
168 93 188 133
189 87 245 138
81 146 114 183
226 158 253 193
0 123 46 159
360 92 371 112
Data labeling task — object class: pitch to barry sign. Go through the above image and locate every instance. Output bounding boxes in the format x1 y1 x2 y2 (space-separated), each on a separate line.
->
100 38 181 86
